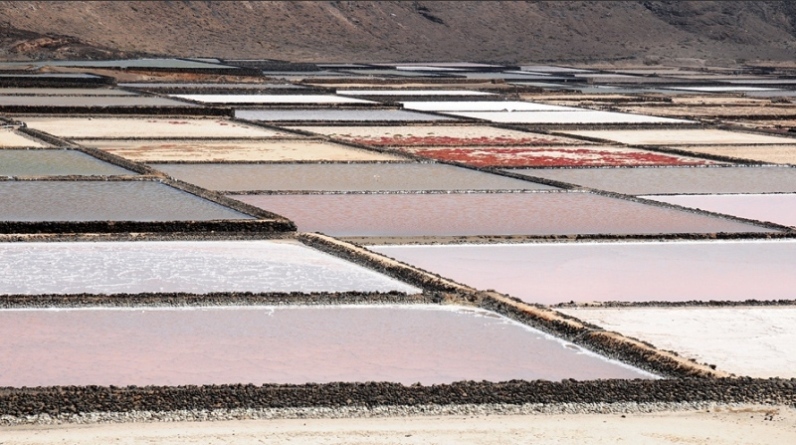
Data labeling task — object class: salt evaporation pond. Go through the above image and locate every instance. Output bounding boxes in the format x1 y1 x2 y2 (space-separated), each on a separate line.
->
0 181 250 221
372 240 796 304
562 129 796 146
0 305 651 387
233 192 770 236
337 89 495 96
559 307 796 378
645 193 796 227
87 139 402 162
672 145 796 165
0 240 417 295
405 146 720 167
0 129 46 147
235 109 455 122
0 88 137 96
284 125 582 146
0 149 134 176
512 166 796 195
154 163 553 192
170 94 375 104
401 101 579 112
445 110 690 125
18 117 287 139
0 96 194 107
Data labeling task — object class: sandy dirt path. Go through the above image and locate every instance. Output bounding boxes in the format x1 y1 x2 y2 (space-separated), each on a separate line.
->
3 406 795 445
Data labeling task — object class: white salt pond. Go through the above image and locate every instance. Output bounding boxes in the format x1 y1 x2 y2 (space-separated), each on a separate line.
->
559 306 796 378
372 240 796 304
445 111 690 125
0 181 250 221
0 149 134 176
170 94 375 104
0 240 418 295
233 192 771 237
236 109 455 122
513 166 796 195
338 89 495 96
0 129 46 147
0 305 652 386
645 193 796 227
154 163 554 192
401 101 578 112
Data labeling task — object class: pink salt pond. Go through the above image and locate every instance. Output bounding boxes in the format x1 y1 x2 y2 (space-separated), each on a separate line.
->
0 305 652 387
232 191 771 237
372 240 796 304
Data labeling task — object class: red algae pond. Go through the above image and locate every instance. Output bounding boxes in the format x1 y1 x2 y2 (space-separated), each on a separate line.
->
401 146 721 167
0 305 654 387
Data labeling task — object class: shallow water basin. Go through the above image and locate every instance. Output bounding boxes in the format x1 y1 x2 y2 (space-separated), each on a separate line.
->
232 191 770 237
0 149 134 176
644 193 796 227
0 305 652 386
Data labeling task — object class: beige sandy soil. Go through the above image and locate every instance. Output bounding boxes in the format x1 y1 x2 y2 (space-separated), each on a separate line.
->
563 129 796 146
676 145 796 164
16 117 286 139
4 406 795 444
0 129 46 147
86 139 405 162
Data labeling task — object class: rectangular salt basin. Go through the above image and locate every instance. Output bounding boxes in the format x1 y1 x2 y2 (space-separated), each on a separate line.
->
120 83 304 89
232 192 769 237
401 101 579 112
0 181 250 221
512 166 796 195
562 129 796 146
0 129 46 148
170 94 375 104
83 139 403 162
372 240 796 304
235 109 455 122
283 125 585 146
0 149 134 176
404 146 719 167
337 89 495 96
18 117 288 139
665 86 781 92
0 240 417 295
445 111 691 125
0 96 194 107
559 307 796 378
153 163 554 192
673 145 796 165
0 305 650 387
644 193 796 227
0 88 137 96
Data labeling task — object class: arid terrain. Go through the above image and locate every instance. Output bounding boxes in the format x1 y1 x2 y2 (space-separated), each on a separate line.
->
2 1 796 64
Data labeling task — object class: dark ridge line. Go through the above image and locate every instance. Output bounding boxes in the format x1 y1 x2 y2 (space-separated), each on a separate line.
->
4 378 794 418
223 189 569 196
0 291 429 309
554 300 796 309
0 231 294 243
0 219 295 235
339 232 796 246
0 106 233 116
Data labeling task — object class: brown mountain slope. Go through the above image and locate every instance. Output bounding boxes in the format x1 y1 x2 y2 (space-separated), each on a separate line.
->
0 1 795 63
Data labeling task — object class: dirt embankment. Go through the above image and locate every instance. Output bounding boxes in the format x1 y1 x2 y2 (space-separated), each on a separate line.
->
1 2 796 63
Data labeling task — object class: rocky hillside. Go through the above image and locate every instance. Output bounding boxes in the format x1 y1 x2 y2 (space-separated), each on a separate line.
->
1 1 795 64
